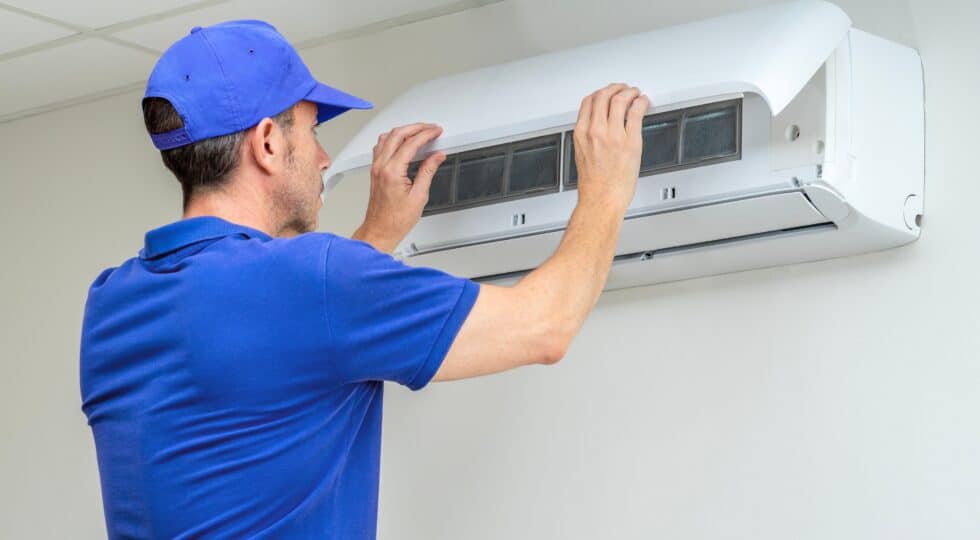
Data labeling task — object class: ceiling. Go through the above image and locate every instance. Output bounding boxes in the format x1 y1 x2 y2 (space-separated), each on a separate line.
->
0 0 499 124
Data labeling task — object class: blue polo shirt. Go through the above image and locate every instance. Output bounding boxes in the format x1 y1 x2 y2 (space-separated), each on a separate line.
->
80 216 479 539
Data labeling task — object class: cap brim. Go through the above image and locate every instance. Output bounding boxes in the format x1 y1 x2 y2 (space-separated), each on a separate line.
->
305 81 373 124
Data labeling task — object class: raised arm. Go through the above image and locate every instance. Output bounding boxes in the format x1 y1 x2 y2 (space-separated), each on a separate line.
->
435 84 646 380
353 83 648 382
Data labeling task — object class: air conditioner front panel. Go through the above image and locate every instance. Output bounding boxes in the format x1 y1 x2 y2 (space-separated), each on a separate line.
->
404 93 805 254
325 0 852 188
405 190 830 279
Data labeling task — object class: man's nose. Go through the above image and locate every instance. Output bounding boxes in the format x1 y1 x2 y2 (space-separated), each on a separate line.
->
318 144 331 171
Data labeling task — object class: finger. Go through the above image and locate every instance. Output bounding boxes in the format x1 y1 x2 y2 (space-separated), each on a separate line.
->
625 94 650 139
373 133 389 160
391 125 443 168
377 123 435 164
573 93 593 143
590 83 628 132
410 151 448 201
609 86 641 131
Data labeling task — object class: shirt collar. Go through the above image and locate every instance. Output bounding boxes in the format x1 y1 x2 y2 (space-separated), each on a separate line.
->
140 216 273 259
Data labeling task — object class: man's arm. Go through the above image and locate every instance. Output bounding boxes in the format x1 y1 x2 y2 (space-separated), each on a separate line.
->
435 84 646 380
355 83 648 381
429 200 628 379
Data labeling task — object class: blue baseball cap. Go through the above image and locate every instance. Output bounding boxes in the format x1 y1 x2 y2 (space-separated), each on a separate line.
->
144 19 372 151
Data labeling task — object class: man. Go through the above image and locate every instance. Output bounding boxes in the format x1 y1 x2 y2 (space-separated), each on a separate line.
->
80 19 648 539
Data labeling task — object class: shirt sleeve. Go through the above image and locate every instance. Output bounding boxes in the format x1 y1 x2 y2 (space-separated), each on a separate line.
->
323 235 480 390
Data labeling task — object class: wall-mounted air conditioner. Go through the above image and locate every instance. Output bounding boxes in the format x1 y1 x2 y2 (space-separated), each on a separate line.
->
324 0 924 290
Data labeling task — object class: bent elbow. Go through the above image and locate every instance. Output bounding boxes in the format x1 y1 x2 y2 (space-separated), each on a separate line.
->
539 332 570 366
540 346 566 366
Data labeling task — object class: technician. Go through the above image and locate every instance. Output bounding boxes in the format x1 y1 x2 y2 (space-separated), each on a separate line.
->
80 19 649 539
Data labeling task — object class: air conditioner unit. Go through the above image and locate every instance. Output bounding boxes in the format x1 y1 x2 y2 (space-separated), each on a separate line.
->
324 0 924 290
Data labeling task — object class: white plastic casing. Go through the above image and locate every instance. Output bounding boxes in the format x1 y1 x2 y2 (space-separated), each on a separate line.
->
324 0 924 290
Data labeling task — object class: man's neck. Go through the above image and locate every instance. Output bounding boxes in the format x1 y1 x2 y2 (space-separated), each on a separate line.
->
183 193 277 237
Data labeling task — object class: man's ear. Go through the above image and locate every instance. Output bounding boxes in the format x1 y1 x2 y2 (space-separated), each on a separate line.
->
245 117 285 176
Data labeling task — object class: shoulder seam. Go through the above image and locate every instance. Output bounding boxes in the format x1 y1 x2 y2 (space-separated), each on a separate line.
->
320 234 336 358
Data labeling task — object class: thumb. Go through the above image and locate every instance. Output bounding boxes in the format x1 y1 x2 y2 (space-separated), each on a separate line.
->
411 152 447 200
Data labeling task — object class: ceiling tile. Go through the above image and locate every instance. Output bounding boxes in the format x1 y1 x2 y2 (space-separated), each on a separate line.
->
0 38 156 117
0 8 75 55
113 0 463 52
2 0 209 30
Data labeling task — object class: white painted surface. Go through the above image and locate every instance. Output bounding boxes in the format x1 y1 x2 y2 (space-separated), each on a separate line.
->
2 0 205 29
0 1 977 538
111 0 480 52
0 38 157 117
0 8 73 54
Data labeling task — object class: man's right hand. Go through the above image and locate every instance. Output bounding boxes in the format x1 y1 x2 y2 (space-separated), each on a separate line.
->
573 83 648 213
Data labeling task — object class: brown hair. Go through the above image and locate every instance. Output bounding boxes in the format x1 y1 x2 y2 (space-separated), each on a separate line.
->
142 97 294 208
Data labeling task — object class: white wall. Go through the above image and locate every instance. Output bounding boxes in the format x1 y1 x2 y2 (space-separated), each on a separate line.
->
1 1 977 538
